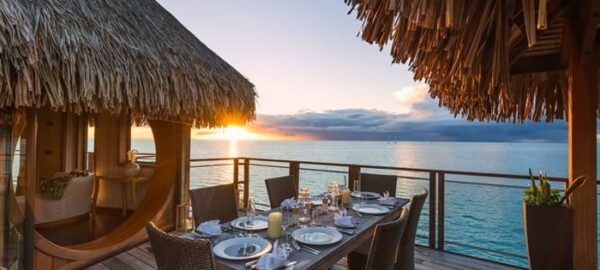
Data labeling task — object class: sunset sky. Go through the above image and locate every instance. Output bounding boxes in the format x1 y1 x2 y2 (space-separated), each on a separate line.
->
152 0 570 142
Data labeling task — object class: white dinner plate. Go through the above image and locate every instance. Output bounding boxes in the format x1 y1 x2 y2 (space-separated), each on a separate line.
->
350 191 381 199
212 237 272 260
292 227 343 245
352 204 390 215
231 216 269 231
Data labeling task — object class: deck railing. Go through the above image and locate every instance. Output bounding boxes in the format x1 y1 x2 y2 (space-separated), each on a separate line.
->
136 154 598 268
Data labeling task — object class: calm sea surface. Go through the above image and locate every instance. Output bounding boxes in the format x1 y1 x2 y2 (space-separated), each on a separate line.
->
130 140 600 268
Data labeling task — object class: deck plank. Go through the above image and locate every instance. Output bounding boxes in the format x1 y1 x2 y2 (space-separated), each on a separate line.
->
86 244 523 270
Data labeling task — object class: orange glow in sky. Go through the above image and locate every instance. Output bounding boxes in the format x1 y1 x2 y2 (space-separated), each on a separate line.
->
193 125 289 141
91 125 314 141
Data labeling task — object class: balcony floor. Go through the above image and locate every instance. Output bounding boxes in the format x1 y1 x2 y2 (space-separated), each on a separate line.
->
85 242 522 270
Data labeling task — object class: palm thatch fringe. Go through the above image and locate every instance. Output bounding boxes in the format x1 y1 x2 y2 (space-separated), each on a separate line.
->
0 0 256 127
345 0 595 122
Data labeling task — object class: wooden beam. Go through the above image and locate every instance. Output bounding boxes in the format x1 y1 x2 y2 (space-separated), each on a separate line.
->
510 53 566 74
577 1 600 65
566 4 598 268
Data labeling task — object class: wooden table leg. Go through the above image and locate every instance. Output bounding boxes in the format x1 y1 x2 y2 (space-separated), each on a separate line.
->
121 182 127 217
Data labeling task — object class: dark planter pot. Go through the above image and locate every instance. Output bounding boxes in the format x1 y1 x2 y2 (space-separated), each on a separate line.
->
523 203 574 270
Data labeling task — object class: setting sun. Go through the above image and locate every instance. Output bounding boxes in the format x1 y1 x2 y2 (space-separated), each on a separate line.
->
223 126 255 141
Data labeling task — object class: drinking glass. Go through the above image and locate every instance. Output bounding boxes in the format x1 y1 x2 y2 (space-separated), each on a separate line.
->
280 211 293 252
353 180 363 205
246 197 256 237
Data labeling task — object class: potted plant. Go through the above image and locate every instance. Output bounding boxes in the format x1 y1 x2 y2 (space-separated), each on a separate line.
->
523 169 587 270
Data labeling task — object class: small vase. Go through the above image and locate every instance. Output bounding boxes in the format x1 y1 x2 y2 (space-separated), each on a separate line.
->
123 161 140 177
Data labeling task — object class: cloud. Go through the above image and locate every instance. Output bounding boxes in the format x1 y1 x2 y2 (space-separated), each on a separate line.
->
251 109 569 142
393 84 429 115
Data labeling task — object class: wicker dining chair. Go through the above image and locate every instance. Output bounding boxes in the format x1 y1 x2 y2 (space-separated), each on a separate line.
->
348 209 409 270
395 188 428 270
189 183 238 226
265 175 298 208
360 173 398 197
146 222 216 270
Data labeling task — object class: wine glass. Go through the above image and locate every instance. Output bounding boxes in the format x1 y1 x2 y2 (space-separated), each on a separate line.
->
353 180 362 205
246 197 256 237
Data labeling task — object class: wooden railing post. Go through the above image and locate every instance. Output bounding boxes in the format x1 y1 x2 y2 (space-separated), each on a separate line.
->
437 172 445 250
429 172 437 249
233 158 240 207
289 161 300 190
243 158 250 208
348 165 361 190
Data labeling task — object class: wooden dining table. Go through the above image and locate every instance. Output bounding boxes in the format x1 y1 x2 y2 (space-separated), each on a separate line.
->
195 196 410 270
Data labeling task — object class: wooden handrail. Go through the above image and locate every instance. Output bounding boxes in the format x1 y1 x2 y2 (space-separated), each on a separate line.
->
188 156 583 183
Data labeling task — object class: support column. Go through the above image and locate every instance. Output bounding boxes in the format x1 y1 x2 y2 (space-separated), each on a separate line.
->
568 45 598 270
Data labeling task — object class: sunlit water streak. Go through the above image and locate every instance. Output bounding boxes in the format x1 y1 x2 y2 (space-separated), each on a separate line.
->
128 140 600 268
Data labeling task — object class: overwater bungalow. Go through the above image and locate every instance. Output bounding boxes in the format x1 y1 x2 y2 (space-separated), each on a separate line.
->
0 0 598 270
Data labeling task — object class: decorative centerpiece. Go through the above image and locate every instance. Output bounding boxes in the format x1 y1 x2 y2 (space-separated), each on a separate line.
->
328 181 340 211
522 169 587 270
123 149 140 177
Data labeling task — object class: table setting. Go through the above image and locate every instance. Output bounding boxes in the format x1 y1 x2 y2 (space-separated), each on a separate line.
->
181 181 410 270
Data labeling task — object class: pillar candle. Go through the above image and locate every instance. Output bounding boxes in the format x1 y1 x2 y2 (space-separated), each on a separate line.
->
267 212 283 239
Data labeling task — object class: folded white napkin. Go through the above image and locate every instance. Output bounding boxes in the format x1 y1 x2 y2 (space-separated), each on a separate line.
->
334 209 354 227
196 219 221 236
378 191 396 206
280 197 297 209
257 240 288 270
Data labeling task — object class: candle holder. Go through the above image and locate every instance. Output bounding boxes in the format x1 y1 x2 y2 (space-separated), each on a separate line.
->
328 181 340 211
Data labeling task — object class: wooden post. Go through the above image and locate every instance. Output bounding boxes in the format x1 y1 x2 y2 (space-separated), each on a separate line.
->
243 158 250 208
567 57 598 270
565 6 598 268
437 172 445 250
24 109 37 270
428 172 436 249
178 123 191 207
348 166 361 190
233 158 240 205
289 161 300 190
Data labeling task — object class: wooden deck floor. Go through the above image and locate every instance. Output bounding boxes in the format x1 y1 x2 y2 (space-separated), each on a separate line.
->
86 243 522 270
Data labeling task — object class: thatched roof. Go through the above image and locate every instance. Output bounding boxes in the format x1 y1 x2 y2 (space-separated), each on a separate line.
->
1 0 256 127
345 0 599 122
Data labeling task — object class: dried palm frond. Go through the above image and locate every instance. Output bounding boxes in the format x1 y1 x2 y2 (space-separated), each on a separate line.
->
0 0 257 128
345 0 582 123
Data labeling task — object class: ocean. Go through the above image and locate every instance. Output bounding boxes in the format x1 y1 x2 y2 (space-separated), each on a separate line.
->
129 140 600 268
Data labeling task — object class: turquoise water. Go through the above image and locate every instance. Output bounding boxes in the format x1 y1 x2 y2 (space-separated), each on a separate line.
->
130 140 600 268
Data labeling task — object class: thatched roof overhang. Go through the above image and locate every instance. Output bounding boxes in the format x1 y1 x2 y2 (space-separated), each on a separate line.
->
345 0 600 122
1 0 256 127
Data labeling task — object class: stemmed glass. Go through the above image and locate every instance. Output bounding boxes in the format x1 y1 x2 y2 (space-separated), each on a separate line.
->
280 209 293 252
353 180 362 205
246 197 256 237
